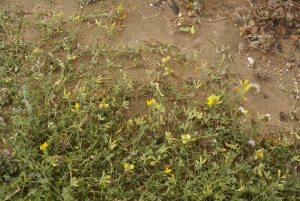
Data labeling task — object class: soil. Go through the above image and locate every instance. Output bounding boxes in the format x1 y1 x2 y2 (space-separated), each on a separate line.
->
1 0 300 134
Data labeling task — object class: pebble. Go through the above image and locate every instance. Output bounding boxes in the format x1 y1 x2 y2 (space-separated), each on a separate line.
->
188 10 195 17
290 34 299 42
249 26 258 34
288 57 295 62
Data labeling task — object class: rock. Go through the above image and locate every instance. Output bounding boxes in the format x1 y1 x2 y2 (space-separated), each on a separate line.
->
290 34 299 42
285 62 292 68
188 10 195 17
240 26 246 36
249 26 258 34
288 57 295 62
276 27 286 35
253 67 270 79
248 20 255 26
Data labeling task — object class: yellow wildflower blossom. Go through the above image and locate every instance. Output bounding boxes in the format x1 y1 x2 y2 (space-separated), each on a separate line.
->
255 148 264 160
164 167 172 174
206 94 222 106
241 80 252 91
40 142 48 151
236 186 245 192
162 56 170 63
165 67 173 74
71 103 80 112
147 99 161 109
147 99 156 106
124 162 134 173
236 80 252 99
181 134 191 144
74 15 80 20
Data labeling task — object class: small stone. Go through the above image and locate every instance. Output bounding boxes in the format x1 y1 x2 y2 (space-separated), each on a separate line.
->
280 112 286 121
248 20 255 26
290 34 299 42
247 57 254 65
288 57 295 62
188 10 195 17
240 26 246 36
285 62 292 68
253 67 270 79
249 26 258 34
276 27 286 35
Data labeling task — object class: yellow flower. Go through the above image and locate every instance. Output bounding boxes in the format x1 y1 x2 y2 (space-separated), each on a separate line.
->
147 99 156 106
71 103 80 112
291 131 300 140
147 99 161 109
124 162 134 172
165 67 173 74
4 78 11 83
181 134 191 144
242 80 252 91
206 94 222 106
70 55 76 61
40 142 48 151
278 169 281 177
254 149 264 160
165 131 175 144
164 167 172 174
162 56 170 63
236 80 252 95
236 186 245 192
74 15 80 20
103 104 109 109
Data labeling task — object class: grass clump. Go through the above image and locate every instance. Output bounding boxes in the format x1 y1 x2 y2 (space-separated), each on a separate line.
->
0 3 300 201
